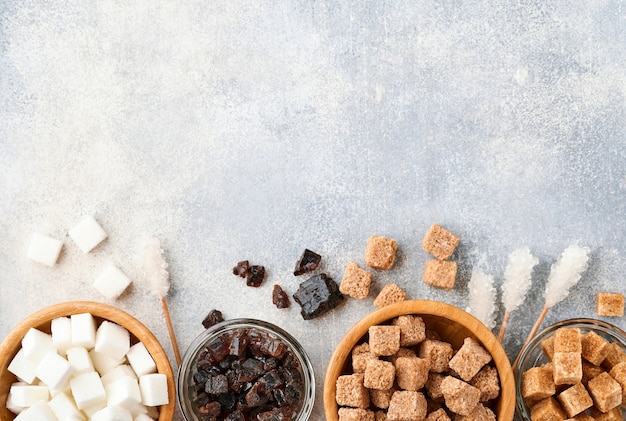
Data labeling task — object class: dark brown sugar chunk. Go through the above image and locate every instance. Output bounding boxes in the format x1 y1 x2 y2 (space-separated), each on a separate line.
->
293 273 344 320
233 260 250 278
293 249 322 276
246 265 266 287
202 309 225 329
271 284 290 309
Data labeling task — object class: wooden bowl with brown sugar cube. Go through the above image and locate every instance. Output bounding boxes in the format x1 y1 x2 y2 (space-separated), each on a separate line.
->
324 300 515 421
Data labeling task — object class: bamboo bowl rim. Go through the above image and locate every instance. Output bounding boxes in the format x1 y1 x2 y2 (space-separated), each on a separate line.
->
323 299 515 421
0 301 175 421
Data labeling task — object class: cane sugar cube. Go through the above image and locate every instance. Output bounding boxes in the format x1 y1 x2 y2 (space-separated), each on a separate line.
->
370 388 394 409
95 321 130 361
581 361 605 386
8 349 38 384
364 359 395 390
364 235 398 270
105 376 142 410
13 401 57 421
422 224 460 260
92 405 133 421
10 383 50 407
369 325 401 356
35 351 74 390
587 372 622 412
426 408 451 421
336 373 370 408
596 293 625 317
51 317 73 356
338 407 376 421
602 343 626 370
470 365 500 402
21 328 55 364
389 347 417 365
139 373 169 406
440 376 480 416
66 346 95 376
448 337 492 382
557 383 593 418
581 331 610 366
454 402 495 421
541 336 555 361
566 413 594 421
68 215 107 253
27 232 63 266
609 362 626 402
351 343 377 373
48 392 86 421
553 352 582 385
521 366 556 400
394 356 430 391
418 339 454 373
589 406 622 421
93 264 132 300
387 390 427 421
339 261 373 299
554 328 582 353
90 349 125 375
530 397 567 421
392 315 426 347
126 342 157 377
422 260 457 291
70 371 107 410
373 284 407 308
71 313 96 349
101 364 138 386
425 372 446 400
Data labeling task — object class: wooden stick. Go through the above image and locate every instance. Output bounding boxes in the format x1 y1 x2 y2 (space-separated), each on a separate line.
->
160 297 182 366
496 310 511 343
513 305 550 368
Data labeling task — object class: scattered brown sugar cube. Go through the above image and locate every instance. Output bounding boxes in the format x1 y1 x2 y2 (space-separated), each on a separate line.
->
596 293 625 317
340 261 373 299
555 328 582 353
440 376 480 416
370 387 395 409
373 283 407 308
387 390 427 421
392 315 426 346
352 342 377 373
587 372 622 413
395 356 430 391
453 403 496 421
364 359 396 390
418 339 454 373
336 373 370 408
470 365 500 401
581 360 605 386
365 235 398 270
530 397 567 421
557 383 593 418
369 325 401 356
601 343 626 370
422 224 460 260
423 259 458 291
542 335 556 361
425 408 451 421
589 406 622 421
581 331 610 366
608 361 626 403
338 407 376 421
522 366 556 400
448 337 492 382
425 372 446 400
553 352 583 385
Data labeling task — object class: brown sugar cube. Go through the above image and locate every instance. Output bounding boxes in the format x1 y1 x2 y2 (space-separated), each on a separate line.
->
587 372 622 413
581 331 610 366
522 366 556 400
418 339 454 373
555 328 582 353
542 335 556 361
423 259 458 291
426 372 447 400
395 356 430 391
564 413 594 421
336 373 370 408
338 407 376 421
392 315 426 346
440 376 480 416
365 235 398 270
364 359 396 390
387 390 427 421
370 387 395 409
389 347 417 364
422 224 460 260
581 360 606 386
530 397 567 421
453 403 496 421
596 293 625 317
373 283 407 308
608 361 626 404
375 410 388 421
553 352 583 385
426 408 451 421
470 365 500 401
557 383 593 418
448 337 492 382
369 325 401 356
340 261 373 299
589 406 622 421
601 343 626 370
352 343 377 373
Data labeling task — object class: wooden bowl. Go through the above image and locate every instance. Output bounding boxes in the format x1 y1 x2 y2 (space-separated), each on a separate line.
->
324 300 515 421
0 301 175 421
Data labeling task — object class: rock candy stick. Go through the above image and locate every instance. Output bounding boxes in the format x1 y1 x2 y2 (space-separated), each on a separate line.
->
466 268 497 330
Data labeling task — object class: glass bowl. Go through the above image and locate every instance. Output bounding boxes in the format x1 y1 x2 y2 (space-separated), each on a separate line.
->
177 318 315 421
514 318 626 420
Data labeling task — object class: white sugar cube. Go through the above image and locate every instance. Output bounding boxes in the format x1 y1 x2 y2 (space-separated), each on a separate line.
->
8 349 38 384
48 392 86 421
51 316 73 355
133 414 155 421
6 391 26 415
71 313 96 348
82 401 107 417
139 373 169 407
66 346 94 376
126 342 157 377
10 383 50 407
21 328 55 364
105 376 142 410
101 364 137 387
69 371 107 410
95 321 130 361
90 349 125 375
92 405 133 421
13 401 57 421
68 215 107 253
93 264 132 300
26 232 63 266
35 351 74 390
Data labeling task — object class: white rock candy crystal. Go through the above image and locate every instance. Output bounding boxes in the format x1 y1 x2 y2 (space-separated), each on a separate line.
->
544 244 590 307
467 268 497 330
501 247 539 313
140 237 170 299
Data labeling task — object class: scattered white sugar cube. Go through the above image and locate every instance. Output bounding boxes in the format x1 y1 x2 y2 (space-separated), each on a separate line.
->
101 364 137 387
139 373 169 407
68 215 107 254
21 328 55 364
8 349 38 384
69 371 107 410
48 392 86 421
95 320 130 361
93 264 132 300
71 313 96 348
51 316 73 355
13 401 57 421
90 349 125 375
35 351 74 390
10 382 50 407
66 346 94 376
126 342 157 377
91 405 133 421
26 232 63 266
105 376 142 411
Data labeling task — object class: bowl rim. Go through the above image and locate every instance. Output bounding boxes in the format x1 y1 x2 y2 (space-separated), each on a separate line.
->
323 299 515 421
0 300 175 421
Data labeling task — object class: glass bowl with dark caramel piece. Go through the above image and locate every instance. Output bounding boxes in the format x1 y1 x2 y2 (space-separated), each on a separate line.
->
177 319 315 421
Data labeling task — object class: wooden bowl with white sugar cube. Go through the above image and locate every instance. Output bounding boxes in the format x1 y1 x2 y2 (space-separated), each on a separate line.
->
0 301 175 420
